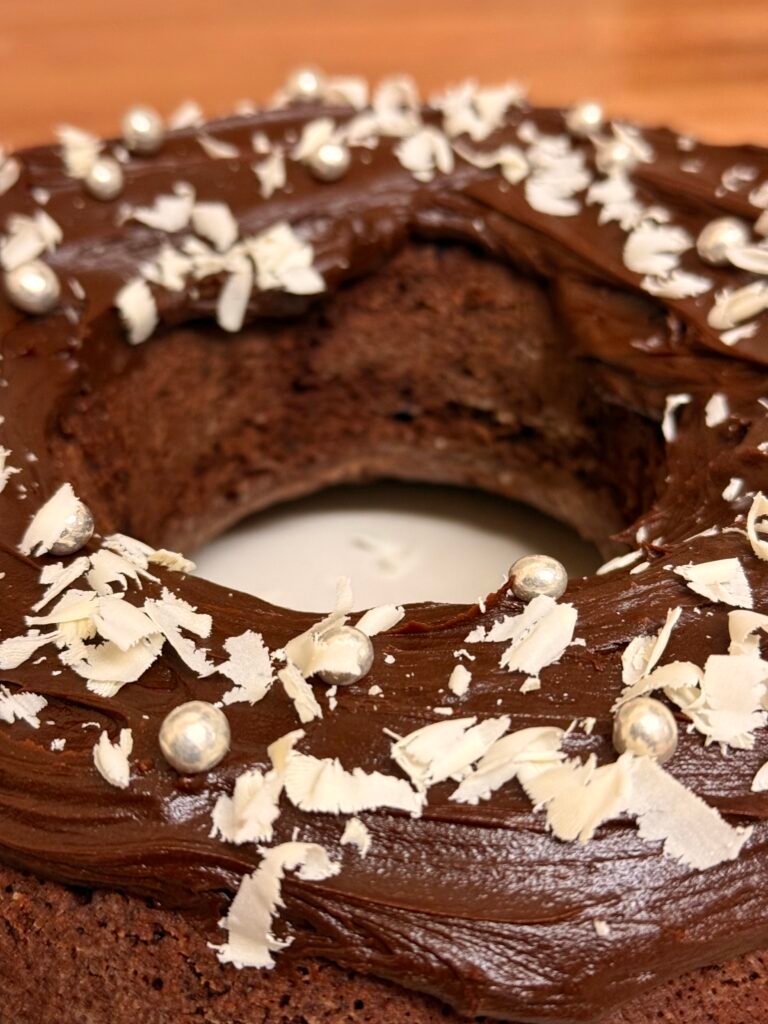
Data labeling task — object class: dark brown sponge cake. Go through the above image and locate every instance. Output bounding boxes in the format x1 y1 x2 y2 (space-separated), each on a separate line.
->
1 76 768 1023
2 865 767 1023
54 243 660 554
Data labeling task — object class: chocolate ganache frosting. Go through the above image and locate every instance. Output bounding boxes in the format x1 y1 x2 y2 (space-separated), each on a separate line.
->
1 77 768 1023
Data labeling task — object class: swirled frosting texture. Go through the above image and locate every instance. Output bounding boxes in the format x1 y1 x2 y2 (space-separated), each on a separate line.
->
1 89 768 1022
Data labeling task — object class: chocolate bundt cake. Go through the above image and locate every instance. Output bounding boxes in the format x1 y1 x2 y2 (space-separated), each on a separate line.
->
1 72 768 1023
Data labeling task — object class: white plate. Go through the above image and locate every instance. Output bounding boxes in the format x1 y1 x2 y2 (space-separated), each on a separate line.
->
195 482 600 612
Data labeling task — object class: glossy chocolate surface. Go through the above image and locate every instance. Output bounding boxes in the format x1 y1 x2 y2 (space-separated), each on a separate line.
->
1 97 768 1023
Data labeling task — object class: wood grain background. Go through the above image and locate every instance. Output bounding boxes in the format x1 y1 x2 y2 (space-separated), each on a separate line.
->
1 0 767 148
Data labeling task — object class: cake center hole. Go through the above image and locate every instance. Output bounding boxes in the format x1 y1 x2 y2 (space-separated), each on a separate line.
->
194 482 601 612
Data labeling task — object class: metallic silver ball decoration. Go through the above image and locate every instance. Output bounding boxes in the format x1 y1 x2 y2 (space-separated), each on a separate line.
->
306 141 351 182
84 155 125 200
4 260 61 315
49 499 95 556
613 697 679 764
317 625 375 686
121 105 165 154
285 66 326 102
594 138 637 175
696 216 751 266
566 101 604 137
159 700 231 774
509 553 568 602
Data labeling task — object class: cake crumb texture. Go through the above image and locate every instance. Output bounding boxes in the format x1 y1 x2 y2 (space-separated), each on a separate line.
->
1 865 766 1024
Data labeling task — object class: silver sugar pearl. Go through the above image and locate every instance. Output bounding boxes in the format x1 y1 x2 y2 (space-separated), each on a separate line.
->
307 141 351 182
4 260 61 315
285 66 326 102
696 216 751 266
317 625 375 686
84 155 125 200
121 105 165 154
49 499 95 556
595 137 638 174
159 700 231 774
613 696 678 764
566 101 604 137
509 553 568 602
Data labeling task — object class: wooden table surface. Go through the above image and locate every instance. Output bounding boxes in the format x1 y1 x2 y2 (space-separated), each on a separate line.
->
2 0 768 148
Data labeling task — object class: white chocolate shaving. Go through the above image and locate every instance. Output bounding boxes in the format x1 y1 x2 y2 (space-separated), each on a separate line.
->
197 134 239 160
56 124 102 178
212 842 340 969
219 630 274 705
340 817 372 857
470 594 577 677
394 126 454 182
619 606 681 690
390 715 510 793
522 753 632 843
144 590 215 677
278 664 323 724
216 255 253 333
354 604 404 637
0 151 21 196
665 654 767 750
63 634 164 686
0 685 48 728
284 751 423 816
0 446 21 494
627 756 752 870
211 731 304 845
708 281 768 332
728 609 768 657
752 761 768 792
19 483 82 556
168 100 204 129
596 550 642 575
127 184 195 233
244 221 324 295
661 393 691 442
191 202 239 252
451 726 565 804
704 393 729 428
0 630 60 670
448 664 472 697
253 150 286 199
0 210 62 271
624 221 692 277
92 728 133 789
115 278 158 345
673 558 753 609
641 269 711 299
747 492 768 560
32 557 90 612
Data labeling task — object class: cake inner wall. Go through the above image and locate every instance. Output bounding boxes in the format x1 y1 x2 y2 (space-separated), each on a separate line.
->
52 242 665 557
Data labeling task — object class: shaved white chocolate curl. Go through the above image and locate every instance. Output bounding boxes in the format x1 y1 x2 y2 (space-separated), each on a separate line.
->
19 484 94 557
